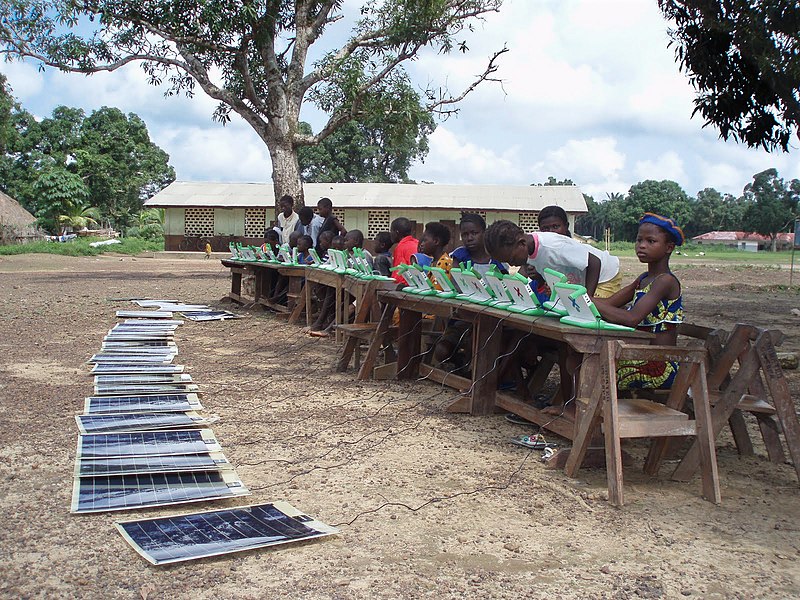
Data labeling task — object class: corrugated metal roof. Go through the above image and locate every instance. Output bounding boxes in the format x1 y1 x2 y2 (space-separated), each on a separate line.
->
692 231 793 242
145 181 588 213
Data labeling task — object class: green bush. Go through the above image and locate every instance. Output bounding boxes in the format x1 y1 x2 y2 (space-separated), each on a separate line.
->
125 223 164 242
0 236 164 256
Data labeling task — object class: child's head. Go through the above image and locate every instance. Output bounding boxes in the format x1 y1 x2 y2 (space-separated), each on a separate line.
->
538 205 570 237
636 213 684 263
297 234 313 254
298 206 315 226
288 230 301 248
317 230 334 253
459 213 487 254
264 229 280 249
279 195 294 217
419 221 451 256
390 217 413 243
344 229 364 252
484 220 529 266
331 234 346 250
374 231 393 254
317 197 333 218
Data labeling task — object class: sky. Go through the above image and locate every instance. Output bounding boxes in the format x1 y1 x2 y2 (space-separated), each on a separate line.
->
1 0 798 201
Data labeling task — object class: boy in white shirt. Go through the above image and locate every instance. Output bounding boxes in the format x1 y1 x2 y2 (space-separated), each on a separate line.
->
277 195 300 245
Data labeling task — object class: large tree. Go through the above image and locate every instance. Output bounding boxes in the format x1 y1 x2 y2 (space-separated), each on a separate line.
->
741 168 800 251
297 78 435 183
0 1 505 206
659 0 800 151
1 91 175 231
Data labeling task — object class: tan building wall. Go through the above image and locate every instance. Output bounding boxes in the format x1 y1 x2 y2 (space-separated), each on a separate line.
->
163 206 579 251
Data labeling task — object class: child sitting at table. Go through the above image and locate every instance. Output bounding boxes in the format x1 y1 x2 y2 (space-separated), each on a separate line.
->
373 232 393 277
262 229 280 255
592 213 685 390
433 214 505 370
331 234 346 251
297 234 314 265
450 213 508 277
316 230 334 260
412 221 452 275
483 220 620 298
390 217 418 284
344 229 374 270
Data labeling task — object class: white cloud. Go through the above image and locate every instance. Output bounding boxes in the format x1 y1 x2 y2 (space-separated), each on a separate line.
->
2 0 797 200
634 151 687 185
411 127 523 184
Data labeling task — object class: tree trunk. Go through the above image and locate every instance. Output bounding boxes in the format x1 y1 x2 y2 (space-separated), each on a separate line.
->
269 141 304 209
771 235 778 252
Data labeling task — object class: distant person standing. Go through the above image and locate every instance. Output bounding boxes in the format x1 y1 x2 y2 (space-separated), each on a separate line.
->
277 195 300 245
204 241 212 259
317 197 347 237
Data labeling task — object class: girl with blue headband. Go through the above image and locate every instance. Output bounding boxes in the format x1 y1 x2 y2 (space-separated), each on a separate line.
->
592 213 685 389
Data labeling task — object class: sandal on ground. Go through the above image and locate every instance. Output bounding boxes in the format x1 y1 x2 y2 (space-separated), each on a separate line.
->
309 330 330 338
510 434 555 450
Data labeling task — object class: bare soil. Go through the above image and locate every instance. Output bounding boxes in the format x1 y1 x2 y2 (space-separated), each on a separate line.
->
0 253 798 599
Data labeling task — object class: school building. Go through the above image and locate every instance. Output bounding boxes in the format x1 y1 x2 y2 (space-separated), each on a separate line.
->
145 181 588 251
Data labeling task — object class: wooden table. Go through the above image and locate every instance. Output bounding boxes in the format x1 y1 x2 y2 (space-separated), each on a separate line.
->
365 290 652 440
304 268 345 340
221 259 306 321
220 259 254 304
336 275 397 370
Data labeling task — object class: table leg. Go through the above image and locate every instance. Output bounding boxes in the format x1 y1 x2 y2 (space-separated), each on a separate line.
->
397 307 421 380
469 314 502 415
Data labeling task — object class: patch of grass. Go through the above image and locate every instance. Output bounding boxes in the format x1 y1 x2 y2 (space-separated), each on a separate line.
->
597 241 795 264
0 237 164 256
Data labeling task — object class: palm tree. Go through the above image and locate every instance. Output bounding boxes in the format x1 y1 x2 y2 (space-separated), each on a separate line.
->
137 208 165 226
57 202 102 233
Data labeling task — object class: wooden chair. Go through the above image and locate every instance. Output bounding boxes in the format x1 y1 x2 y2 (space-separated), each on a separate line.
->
565 340 721 507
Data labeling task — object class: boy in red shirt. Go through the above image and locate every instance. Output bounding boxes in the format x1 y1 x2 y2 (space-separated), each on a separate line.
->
390 217 419 284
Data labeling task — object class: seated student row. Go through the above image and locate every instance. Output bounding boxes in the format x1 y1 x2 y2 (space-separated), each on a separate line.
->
380 209 686 410
263 201 686 402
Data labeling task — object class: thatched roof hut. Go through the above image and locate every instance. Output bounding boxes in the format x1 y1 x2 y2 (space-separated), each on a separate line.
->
0 190 36 227
0 190 42 244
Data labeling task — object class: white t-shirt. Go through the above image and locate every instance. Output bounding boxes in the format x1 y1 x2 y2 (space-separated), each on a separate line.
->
526 232 619 285
277 211 300 245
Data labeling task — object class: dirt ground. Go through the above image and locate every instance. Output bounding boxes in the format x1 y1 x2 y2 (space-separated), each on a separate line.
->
0 253 798 600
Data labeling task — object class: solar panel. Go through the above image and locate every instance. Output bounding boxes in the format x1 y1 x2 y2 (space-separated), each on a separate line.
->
148 304 209 311
111 324 179 331
75 451 231 477
103 334 175 341
77 429 220 458
93 383 199 396
90 364 185 375
102 340 176 347
89 354 174 364
83 393 202 414
94 374 191 385
123 319 183 325
94 383 200 396
115 502 337 564
71 471 249 513
116 311 174 319
181 311 242 321
95 347 178 356
75 411 210 434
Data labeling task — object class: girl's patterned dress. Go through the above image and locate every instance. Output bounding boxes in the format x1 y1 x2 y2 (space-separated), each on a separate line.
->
617 273 684 390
